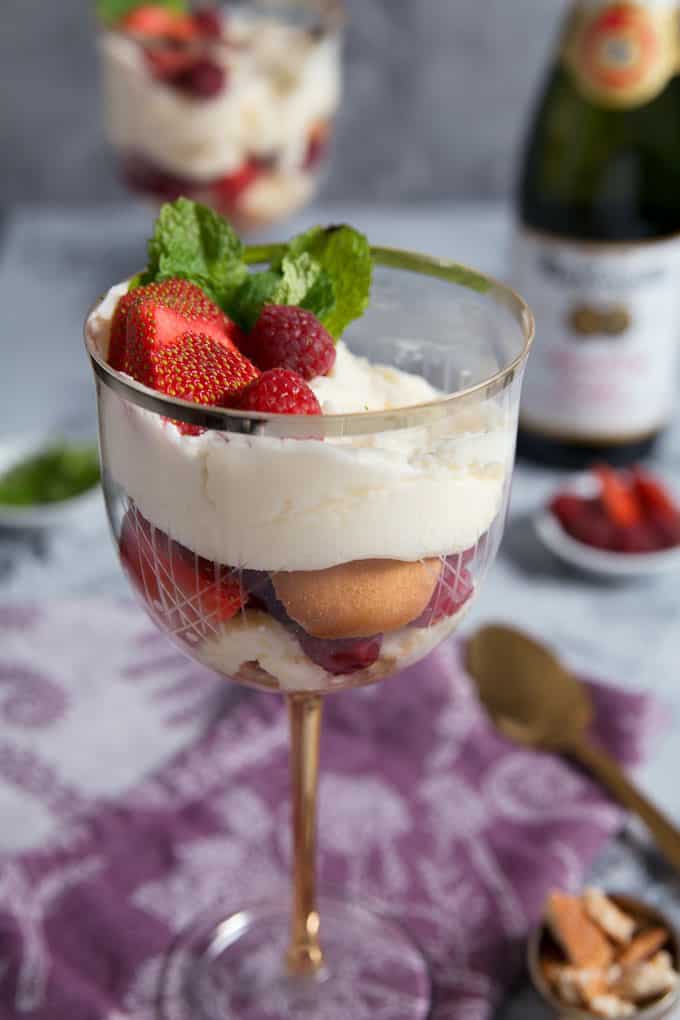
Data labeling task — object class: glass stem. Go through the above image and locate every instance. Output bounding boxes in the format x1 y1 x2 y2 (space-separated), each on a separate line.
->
286 693 324 976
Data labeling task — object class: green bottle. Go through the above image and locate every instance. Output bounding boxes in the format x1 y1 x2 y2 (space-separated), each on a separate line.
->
512 0 680 468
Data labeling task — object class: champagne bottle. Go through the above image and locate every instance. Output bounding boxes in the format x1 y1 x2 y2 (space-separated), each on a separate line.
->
512 0 680 468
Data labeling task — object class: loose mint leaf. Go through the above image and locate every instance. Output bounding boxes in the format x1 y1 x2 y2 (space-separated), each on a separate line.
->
135 198 247 308
97 0 187 25
281 225 372 339
226 254 335 331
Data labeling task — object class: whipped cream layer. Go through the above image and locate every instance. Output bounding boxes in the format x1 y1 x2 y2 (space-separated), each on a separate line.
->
100 11 341 181
87 282 512 572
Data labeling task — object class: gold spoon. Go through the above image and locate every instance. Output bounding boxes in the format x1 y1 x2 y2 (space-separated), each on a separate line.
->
466 624 680 871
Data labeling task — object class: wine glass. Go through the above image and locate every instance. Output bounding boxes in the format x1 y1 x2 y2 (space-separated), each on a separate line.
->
84 247 533 1019
97 0 344 232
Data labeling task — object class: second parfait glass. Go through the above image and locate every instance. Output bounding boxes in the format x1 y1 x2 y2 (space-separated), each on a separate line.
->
97 0 344 233
85 247 533 1019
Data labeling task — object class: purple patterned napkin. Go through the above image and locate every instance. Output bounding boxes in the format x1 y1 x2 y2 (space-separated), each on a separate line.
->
0 601 661 1020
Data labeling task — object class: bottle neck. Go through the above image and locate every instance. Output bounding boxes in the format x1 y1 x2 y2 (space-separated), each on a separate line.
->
561 0 679 109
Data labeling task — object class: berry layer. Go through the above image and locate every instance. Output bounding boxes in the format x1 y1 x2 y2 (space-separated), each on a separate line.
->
88 281 512 572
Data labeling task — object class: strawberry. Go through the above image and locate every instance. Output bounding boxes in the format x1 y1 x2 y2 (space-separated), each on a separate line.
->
130 331 259 406
632 466 680 524
233 368 321 415
109 289 141 371
112 278 242 376
121 5 197 38
594 463 642 528
304 119 331 171
121 6 201 81
245 305 336 380
213 161 262 208
415 556 473 627
119 508 244 643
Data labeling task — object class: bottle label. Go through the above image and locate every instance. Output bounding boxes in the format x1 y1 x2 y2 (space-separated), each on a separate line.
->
563 2 678 108
512 228 680 443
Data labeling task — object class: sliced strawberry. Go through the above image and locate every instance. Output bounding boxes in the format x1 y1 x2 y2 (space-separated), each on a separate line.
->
565 499 618 551
121 4 198 38
414 556 473 628
119 507 244 643
130 331 259 406
594 464 642 528
109 289 140 371
114 278 242 376
550 493 586 535
304 120 331 171
213 161 262 209
614 521 659 554
632 466 680 525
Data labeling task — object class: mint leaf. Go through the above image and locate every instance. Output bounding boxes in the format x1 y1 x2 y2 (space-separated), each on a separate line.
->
229 271 281 331
226 254 335 330
282 225 372 339
97 0 187 25
136 198 247 307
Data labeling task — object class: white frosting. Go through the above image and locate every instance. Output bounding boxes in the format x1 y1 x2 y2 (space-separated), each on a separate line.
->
197 608 467 692
99 11 341 182
86 282 512 572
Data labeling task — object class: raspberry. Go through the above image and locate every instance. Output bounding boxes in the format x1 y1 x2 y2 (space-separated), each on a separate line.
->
234 368 321 415
172 59 226 98
193 9 223 37
245 305 335 380
298 633 383 675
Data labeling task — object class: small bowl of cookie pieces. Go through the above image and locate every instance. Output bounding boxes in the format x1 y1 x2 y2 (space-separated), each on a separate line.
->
528 888 680 1018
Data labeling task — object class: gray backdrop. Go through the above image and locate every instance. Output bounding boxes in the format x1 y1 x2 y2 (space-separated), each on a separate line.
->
2 0 569 205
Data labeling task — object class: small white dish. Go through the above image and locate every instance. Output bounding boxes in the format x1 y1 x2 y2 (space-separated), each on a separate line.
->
534 474 680 580
0 434 102 530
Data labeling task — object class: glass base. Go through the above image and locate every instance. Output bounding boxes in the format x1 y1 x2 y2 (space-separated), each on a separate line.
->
160 896 432 1020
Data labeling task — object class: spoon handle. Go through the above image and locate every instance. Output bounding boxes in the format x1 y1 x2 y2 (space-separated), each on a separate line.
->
572 738 680 872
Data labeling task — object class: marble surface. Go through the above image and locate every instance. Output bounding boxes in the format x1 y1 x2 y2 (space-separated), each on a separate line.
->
2 200 680 1018
1 0 569 204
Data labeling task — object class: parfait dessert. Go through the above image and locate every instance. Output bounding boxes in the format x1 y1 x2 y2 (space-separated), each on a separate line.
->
84 198 532 1020
96 0 342 231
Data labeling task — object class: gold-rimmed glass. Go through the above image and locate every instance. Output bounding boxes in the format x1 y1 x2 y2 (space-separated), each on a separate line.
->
85 247 533 1020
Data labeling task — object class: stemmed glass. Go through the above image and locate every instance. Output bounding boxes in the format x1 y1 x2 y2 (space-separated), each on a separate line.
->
85 247 533 1019
96 0 344 233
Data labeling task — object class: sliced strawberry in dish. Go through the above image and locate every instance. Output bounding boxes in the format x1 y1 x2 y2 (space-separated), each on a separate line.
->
119 507 244 643
111 278 243 376
632 467 680 525
594 463 642 528
414 556 473 628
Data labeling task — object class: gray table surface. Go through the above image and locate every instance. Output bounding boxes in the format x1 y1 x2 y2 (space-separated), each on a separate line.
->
2 200 680 1019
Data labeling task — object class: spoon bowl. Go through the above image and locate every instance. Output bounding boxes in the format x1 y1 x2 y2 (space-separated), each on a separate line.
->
466 624 680 873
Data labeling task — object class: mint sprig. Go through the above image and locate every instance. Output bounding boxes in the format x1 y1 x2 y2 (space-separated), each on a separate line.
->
132 198 248 308
131 199 372 341
97 0 187 25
